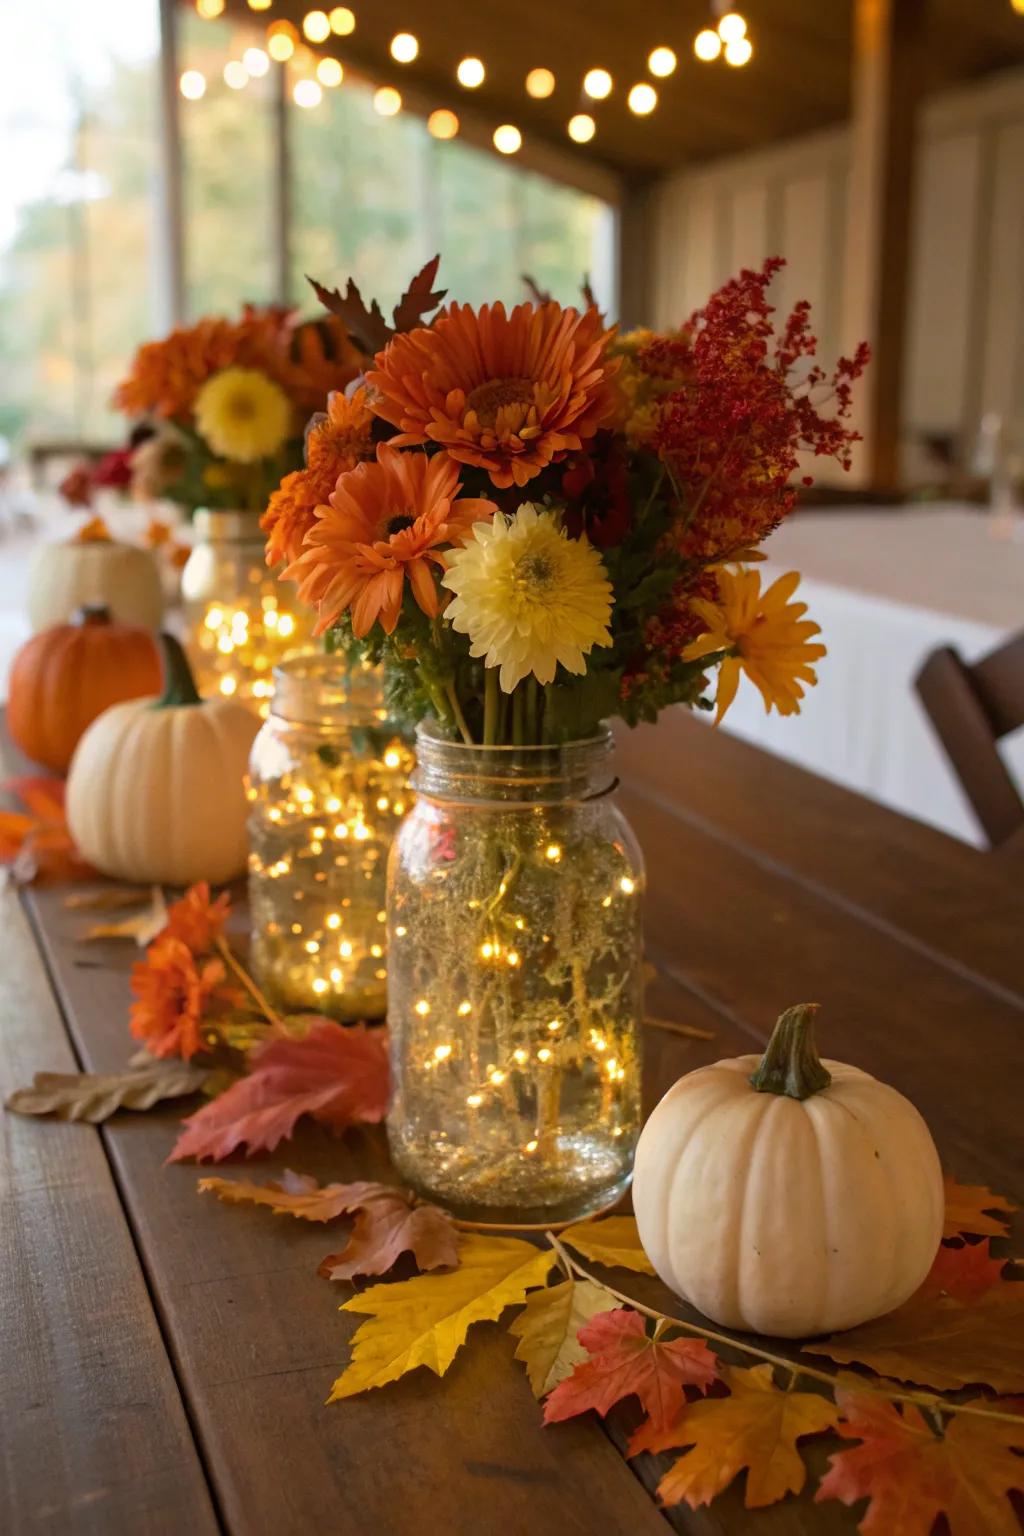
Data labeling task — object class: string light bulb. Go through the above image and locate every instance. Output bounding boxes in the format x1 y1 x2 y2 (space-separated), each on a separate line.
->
223 60 249 89
243 47 270 76
195 0 224 17
179 69 206 99
694 28 722 60
302 10 330 42
724 36 753 65
390 32 418 63
568 113 595 143
717 11 747 43
427 108 459 139
293 77 322 107
456 56 485 88
493 123 522 154
374 85 402 115
627 82 657 114
329 6 355 32
247 0 272 9
583 67 612 100
525 67 555 98
267 22 297 60
648 46 677 77
316 56 343 86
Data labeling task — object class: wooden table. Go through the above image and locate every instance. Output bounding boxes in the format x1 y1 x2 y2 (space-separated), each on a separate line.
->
3 713 1022 1535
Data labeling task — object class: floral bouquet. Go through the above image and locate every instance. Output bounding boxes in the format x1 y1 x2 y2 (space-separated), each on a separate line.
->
114 304 363 516
265 256 866 740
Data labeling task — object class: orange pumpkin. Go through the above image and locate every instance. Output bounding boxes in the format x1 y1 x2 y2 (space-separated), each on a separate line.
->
7 606 163 774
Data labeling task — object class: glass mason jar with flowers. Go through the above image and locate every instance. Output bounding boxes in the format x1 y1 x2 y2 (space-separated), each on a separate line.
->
268 256 867 1224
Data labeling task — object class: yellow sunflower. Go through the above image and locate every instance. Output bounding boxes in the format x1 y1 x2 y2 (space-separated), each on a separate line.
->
194 366 292 463
441 504 612 693
682 567 826 723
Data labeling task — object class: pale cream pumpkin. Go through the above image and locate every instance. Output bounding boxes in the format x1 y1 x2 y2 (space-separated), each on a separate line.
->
632 1004 944 1338
66 636 259 885
28 536 165 632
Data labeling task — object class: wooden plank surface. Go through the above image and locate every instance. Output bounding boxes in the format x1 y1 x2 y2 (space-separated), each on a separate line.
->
0 887 218 1536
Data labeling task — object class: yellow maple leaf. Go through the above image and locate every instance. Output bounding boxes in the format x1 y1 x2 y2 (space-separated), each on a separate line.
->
329 1233 553 1401
508 1278 615 1397
561 1215 655 1274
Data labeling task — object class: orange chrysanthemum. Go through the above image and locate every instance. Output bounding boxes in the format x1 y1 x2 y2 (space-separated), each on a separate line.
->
262 388 375 567
286 443 496 638
129 937 240 1060
161 881 232 955
366 302 619 490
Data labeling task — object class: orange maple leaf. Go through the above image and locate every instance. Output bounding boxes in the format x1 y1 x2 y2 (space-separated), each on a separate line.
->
167 1020 389 1161
632 1364 839 1509
943 1175 1017 1240
0 777 93 884
542 1309 717 1431
921 1240 1007 1302
816 1389 1024 1536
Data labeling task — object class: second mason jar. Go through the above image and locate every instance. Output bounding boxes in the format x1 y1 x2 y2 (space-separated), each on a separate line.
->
247 654 415 1020
386 725 645 1225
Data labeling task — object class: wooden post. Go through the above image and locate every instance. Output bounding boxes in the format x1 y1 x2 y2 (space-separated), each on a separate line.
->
841 0 925 492
617 180 654 329
156 0 185 326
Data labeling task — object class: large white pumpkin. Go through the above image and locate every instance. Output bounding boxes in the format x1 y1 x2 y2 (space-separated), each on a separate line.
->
66 635 259 885
633 1004 944 1338
28 537 164 632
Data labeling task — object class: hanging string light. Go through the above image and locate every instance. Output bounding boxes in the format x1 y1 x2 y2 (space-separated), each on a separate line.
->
223 59 249 89
456 57 485 88
293 77 323 108
525 67 555 98
374 85 402 116
302 10 331 42
390 32 419 63
582 67 612 100
329 6 356 32
694 28 722 60
195 0 224 18
695 9 754 66
179 69 207 99
243 46 270 76
267 20 297 60
627 81 657 114
648 46 677 77
316 56 343 86
568 113 595 143
427 108 460 139
492 123 522 154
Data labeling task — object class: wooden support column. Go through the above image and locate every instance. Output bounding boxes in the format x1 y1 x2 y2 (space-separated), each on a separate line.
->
156 0 186 325
840 0 925 492
616 179 655 329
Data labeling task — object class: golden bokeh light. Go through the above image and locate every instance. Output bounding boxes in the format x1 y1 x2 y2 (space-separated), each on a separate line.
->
525 67 555 98
627 81 657 114
427 108 459 139
267 20 298 60
493 123 522 154
179 69 207 99
223 60 249 89
568 113 595 143
694 28 722 61
390 32 418 63
247 0 272 9
243 47 270 76
329 5 355 33
196 0 224 18
293 78 323 107
725 36 753 65
374 85 402 115
583 67 612 100
302 9 330 42
718 12 748 43
456 56 485 88
648 46 677 77
316 56 343 86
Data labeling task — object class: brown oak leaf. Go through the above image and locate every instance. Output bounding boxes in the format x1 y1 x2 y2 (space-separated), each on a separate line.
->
317 1184 458 1280
199 1169 366 1222
167 1020 388 1162
633 1364 840 1510
944 1175 1017 1240
307 276 391 356
816 1389 1024 1535
390 254 446 333
6 1057 208 1123
543 1309 717 1430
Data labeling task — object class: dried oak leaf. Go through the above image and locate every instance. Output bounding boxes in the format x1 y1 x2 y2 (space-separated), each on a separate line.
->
317 1185 458 1280
167 1019 388 1163
806 1280 1024 1393
390 254 446 333
560 1215 655 1274
6 1058 208 1123
81 885 167 945
944 1174 1017 1239
307 275 391 357
199 1168 364 1221
816 1388 1024 1536
508 1278 614 1397
921 1239 1008 1301
63 886 153 911
543 1309 717 1431
634 1364 840 1510
329 1233 553 1400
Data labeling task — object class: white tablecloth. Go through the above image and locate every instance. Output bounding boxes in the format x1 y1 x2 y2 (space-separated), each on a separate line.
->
715 506 1024 846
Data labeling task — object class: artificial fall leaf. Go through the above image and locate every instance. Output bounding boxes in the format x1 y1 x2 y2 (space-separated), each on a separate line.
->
807 1281 1024 1393
508 1279 614 1397
543 1309 717 1431
82 886 167 946
816 1388 1024 1536
167 1020 388 1163
944 1175 1017 1239
5 1058 208 1123
521 273 553 305
63 886 153 911
560 1215 655 1274
317 1186 458 1280
0 777 93 884
390 254 447 333
200 1168 363 1221
329 1234 553 1401
634 1364 840 1511
921 1239 1007 1301
308 275 390 356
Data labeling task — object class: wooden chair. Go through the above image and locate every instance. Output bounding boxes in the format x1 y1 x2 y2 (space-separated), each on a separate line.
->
916 633 1024 849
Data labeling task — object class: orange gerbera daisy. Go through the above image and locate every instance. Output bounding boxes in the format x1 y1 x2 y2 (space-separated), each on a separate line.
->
262 388 375 566
129 937 240 1060
366 302 619 490
161 881 232 956
286 443 496 638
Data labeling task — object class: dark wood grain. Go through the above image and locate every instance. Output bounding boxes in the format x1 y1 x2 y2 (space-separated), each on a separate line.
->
0 888 218 1536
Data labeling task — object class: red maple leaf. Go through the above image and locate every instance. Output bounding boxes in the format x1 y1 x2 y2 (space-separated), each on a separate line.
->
816 1389 1024 1535
0 776 94 883
167 1020 389 1162
921 1240 1007 1302
543 1310 718 1431
317 1185 459 1279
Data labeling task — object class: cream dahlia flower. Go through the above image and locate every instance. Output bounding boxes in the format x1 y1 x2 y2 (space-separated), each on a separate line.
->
441 504 612 693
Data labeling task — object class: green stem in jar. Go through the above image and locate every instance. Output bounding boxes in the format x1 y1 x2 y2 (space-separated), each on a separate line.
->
512 685 526 747
525 676 539 744
483 667 499 747
445 682 474 746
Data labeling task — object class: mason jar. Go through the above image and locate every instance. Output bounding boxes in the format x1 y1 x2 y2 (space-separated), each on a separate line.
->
247 654 415 1020
386 725 644 1225
181 508 312 715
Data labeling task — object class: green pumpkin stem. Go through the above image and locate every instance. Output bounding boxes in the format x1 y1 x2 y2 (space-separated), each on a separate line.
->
156 633 202 708
749 1003 831 1100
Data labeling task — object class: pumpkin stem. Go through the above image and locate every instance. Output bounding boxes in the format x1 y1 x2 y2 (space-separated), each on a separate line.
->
76 604 112 626
749 1003 831 1100
156 633 203 708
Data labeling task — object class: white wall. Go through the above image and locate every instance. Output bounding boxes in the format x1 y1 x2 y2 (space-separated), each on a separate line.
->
649 66 1024 482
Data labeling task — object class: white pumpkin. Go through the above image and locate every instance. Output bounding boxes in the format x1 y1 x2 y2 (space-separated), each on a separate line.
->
28 537 164 632
633 1004 944 1338
66 635 259 886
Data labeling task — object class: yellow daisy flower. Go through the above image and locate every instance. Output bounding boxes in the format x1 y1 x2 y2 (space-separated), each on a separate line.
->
194 366 292 463
682 567 826 723
441 504 612 694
